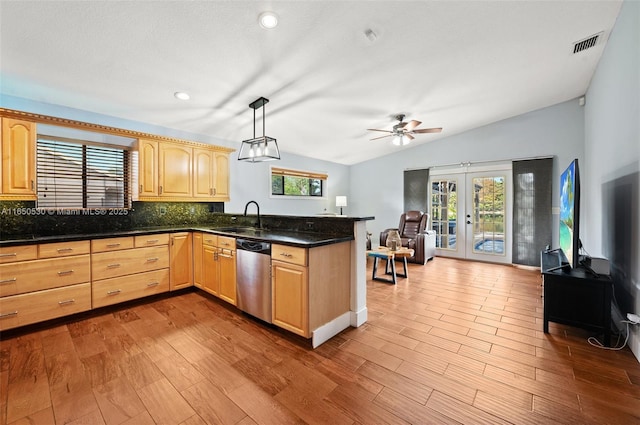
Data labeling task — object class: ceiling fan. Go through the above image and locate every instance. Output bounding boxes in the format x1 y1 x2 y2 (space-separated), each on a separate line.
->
368 114 442 146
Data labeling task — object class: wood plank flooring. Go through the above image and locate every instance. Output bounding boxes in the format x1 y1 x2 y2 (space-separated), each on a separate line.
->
1 256 639 424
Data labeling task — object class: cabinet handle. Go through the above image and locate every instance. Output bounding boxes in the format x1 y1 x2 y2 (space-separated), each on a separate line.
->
213 188 217 195
57 270 74 276
140 184 143 193
107 289 121 295
159 185 163 195
0 277 17 284
0 311 18 319
57 248 73 253
280 252 293 258
106 243 121 248
146 257 159 263
0 253 17 258
58 299 75 305
205 239 214 244
214 252 218 261
145 239 159 244
147 281 160 287
31 180 35 190
209 188 213 195
107 263 121 269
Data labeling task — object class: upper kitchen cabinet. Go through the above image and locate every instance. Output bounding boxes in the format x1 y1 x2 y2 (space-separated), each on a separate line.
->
138 138 159 197
0 108 234 204
1 118 37 200
193 148 230 201
138 140 231 202
159 142 192 198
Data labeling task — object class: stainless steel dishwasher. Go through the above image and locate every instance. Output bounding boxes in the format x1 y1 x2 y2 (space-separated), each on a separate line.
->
236 238 272 323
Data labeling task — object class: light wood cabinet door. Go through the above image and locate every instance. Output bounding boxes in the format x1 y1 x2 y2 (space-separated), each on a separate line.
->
193 148 214 198
202 245 219 296
159 143 192 198
218 249 236 305
170 232 193 290
138 138 159 197
1 118 36 198
213 152 230 200
271 260 309 337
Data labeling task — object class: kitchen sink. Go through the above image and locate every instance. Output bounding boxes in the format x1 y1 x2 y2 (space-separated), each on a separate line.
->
211 226 265 236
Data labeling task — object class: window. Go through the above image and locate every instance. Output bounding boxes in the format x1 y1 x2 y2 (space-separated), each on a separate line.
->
36 136 131 208
271 167 327 197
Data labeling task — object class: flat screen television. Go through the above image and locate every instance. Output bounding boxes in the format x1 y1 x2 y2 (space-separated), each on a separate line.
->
559 158 581 268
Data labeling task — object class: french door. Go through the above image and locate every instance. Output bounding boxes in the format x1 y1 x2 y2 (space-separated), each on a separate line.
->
430 163 512 264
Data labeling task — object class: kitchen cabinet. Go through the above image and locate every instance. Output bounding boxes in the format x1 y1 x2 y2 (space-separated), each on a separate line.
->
159 143 192 198
217 237 236 305
1 117 37 199
170 232 193 290
271 242 351 338
91 235 170 308
213 152 230 200
138 138 159 197
0 241 91 331
198 234 236 305
193 232 204 289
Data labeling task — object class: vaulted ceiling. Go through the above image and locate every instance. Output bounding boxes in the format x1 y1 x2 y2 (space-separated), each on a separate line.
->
0 1 623 164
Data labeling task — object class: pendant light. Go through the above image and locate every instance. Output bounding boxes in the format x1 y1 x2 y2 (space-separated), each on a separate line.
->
238 97 280 162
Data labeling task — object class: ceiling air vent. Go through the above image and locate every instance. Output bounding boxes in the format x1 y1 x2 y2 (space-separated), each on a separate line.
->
572 32 604 54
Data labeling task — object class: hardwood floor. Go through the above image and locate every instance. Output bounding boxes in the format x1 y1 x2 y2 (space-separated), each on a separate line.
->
1 257 639 424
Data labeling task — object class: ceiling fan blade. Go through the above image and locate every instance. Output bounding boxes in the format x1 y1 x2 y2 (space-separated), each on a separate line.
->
413 127 443 134
404 133 415 141
367 129 393 133
370 134 393 141
404 120 421 132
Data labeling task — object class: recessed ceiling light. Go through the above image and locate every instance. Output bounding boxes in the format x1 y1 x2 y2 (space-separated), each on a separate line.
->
259 12 278 29
174 91 190 101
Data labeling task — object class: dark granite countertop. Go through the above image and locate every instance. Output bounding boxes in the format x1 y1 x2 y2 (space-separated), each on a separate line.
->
0 225 353 248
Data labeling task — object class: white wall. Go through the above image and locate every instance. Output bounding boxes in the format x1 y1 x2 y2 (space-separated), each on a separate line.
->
583 0 639 360
0 95 351 216
350 99 585 245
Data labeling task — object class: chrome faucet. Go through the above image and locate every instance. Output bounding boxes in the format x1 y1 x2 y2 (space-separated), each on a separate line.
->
243 200 261 229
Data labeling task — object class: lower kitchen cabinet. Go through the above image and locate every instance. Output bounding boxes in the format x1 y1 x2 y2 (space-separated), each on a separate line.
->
271 242 351 338
271 259 309 337
170 232 193 290
197 233 236 305
92 268 170 308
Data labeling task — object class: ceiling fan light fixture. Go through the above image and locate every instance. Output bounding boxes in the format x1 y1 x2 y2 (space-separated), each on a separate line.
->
259 12 278 29
238 97 281 162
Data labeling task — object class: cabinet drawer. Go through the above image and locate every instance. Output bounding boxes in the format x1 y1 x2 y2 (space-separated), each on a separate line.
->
217 236 235 250
92 268 169 308
38 240 91 258
202 234 218 247
0 283 91 331
271 244 307 266
92 245 169 279
134 233 169 248
91 236 135 253
0 255 91 297
0 245 38 263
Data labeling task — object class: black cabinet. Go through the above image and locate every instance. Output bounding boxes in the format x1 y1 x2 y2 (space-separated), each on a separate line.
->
541 250 613 346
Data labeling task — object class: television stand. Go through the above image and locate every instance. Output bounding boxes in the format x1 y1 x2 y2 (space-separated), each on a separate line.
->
541 250 613 346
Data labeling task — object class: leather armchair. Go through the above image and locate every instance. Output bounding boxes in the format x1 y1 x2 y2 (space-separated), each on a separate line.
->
380 211 430 264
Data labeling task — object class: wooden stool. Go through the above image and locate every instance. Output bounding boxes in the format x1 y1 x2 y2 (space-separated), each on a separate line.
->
366 247 414 284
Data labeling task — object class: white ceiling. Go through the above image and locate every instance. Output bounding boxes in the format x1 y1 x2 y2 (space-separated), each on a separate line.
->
0 1 623 165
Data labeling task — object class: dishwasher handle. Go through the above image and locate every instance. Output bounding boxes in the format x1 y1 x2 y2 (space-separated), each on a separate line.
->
236 239 271 255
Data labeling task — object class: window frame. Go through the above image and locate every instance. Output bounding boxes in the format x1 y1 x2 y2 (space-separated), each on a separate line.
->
270 166 327 199
35 134 132 210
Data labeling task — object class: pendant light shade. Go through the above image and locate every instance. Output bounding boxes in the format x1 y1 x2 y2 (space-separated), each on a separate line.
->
238 97 280 162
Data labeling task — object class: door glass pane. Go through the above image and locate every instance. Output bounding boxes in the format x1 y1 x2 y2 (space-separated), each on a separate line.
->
471 176 505 255
431 179 457 249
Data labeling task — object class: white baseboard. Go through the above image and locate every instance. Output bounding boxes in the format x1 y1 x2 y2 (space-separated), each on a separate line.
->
312 312 351 348
350 307 368 328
